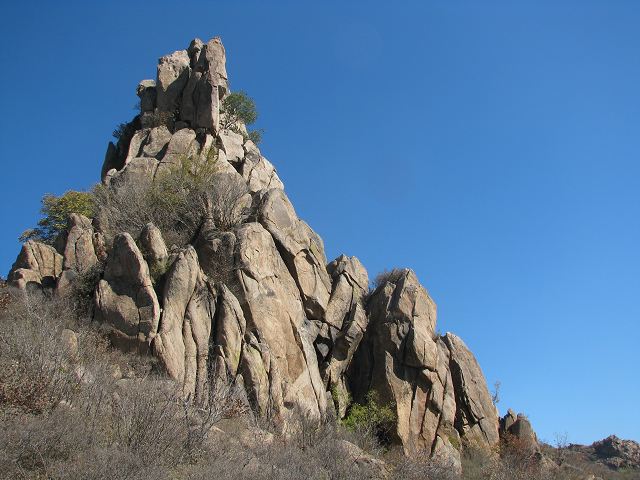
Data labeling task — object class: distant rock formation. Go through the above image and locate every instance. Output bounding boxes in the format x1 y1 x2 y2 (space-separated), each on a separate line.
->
8 36 528 465
568 435 640 471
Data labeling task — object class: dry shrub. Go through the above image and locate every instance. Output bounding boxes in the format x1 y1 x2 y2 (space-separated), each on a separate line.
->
461 442 555 480
94 152 249 247
392 450 459 480
240 409 387 480
0 295 79 413
0 291 248 480
371 268 406 290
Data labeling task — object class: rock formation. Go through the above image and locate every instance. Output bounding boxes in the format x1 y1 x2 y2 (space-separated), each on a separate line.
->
567 435 640 471
7 36 519 465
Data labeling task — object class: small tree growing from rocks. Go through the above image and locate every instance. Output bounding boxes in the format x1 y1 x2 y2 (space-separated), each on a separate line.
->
220 91 263 143
20 191 96 244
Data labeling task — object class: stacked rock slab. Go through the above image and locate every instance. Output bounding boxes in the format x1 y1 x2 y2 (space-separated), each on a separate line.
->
7 36 519 464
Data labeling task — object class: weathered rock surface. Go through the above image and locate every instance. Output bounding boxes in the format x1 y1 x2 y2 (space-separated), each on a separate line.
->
138 222 168 273
500 410 539 454
94 233 160 351
136 79 156 113
592 435 640 470
6 35 526 468
153 246 203 382
234 222 327 419
8 240 63 290
156 49 191 114
347 269 460 461
321 255 369 415
258 188 331 320
62 214 98 272
444 332 500 450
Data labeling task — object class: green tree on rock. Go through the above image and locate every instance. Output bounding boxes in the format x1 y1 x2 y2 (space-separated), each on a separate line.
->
20 191 95 244
220 91 264 144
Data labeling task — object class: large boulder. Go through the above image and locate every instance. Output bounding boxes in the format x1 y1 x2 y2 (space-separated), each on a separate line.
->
8 240 63 291
152 246 203 382
241 144 284 193
321 255 370 415
258 189 331 320
592 435 640 470
138 223 168 274
136 79 157 113
234 223 327 420
94 233 160 351
62 214 98 272
444 333 500 450
156 49 190 114
179 37 228 133
214 284 246 378
347 269 458 457
125 126 172 163
506 414 539 453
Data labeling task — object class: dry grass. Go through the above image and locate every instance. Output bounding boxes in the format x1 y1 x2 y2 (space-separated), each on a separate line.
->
1 289 637 480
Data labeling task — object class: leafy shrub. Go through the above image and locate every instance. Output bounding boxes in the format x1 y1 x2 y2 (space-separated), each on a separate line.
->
220 91 264 144
248 128 264 145
342 391 396 448
20 190 96 244
221 91 257 127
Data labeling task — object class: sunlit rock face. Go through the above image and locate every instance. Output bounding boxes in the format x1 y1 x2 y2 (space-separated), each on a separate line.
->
8 37 511 464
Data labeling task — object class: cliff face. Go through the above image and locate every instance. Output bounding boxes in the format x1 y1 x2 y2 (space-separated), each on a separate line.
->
8 37 504 464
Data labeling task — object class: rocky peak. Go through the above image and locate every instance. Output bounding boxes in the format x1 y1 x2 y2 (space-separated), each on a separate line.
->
7 36 537 468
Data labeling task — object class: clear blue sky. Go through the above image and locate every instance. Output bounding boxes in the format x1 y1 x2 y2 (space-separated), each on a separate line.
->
1 1 638 445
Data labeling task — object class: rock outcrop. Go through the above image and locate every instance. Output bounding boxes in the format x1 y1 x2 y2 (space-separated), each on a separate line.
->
8 240 63 291
94 233 160 351
7 36 521 467
348 269 465 461
445 332 500 450
500 409 539 453
591 435 640 470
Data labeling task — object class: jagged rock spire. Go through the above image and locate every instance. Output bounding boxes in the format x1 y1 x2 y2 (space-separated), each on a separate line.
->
7 37 532 469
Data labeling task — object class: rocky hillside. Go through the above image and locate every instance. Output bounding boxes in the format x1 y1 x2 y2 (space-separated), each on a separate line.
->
5 37 636 478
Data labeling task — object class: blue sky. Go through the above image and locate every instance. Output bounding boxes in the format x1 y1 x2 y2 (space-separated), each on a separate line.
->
1 1 638 445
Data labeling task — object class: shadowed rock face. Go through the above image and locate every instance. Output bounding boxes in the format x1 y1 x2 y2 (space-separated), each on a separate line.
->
7 36 519 464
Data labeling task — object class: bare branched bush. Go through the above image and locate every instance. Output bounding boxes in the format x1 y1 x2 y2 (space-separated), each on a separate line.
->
0 291 248 480
392 450 459 480
183 372 250 459
461 441 555 480
206 173 250 231
371 268 406 290
0 295 79 413
242 407 386 480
